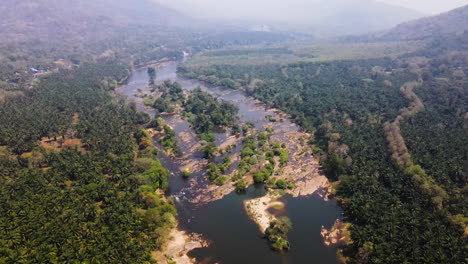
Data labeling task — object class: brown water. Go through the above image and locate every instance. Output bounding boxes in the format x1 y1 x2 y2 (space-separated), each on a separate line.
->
119 61 342 264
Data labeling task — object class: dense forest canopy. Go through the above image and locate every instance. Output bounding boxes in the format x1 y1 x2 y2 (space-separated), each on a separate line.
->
0 1 467 263
179 35 468 263
0 63 176 262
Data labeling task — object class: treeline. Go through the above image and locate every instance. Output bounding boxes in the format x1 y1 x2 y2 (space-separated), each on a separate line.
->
0 63 176 262
149 80 184 113
179 53 467 262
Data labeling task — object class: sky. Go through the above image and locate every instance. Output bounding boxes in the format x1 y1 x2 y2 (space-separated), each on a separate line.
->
155 0 467 17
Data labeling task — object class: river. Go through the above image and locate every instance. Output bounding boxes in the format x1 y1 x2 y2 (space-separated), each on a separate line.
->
119 61 342 264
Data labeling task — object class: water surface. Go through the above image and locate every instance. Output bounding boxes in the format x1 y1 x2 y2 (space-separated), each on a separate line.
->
119 62 341 264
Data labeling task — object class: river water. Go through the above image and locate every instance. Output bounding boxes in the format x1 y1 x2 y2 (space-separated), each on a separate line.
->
119 61 341 264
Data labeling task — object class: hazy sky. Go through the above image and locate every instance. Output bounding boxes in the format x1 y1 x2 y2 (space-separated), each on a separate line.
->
155 0 467 16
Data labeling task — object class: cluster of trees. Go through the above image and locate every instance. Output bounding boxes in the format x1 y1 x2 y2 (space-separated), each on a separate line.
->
264 217 292 251
183 88 239 136
181 50 467 262
149 83 239 158
161 124 179 156
203 125 291 190
207 156 232 182
236 129 291 188
150 80 184 114
0 63 176 262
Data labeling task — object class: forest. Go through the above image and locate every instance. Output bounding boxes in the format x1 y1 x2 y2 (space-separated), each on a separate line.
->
0 63 176 262
178 42 468 263
0 1 467 262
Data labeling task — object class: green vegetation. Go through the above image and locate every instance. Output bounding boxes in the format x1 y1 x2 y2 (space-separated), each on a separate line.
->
264 217 292 251
184 88 239 137
1 3 466 261
161 125 180 156
213 175 228 186
154 97 175 113
182 170 190 178
0 63 176 262
179 41 426 68
180 40 467 263
150 80 184 113
238 133 277 183
206 156 232 182
235 179 248 192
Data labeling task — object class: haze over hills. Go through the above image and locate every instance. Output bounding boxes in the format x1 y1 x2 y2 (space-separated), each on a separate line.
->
376 4 468 40
155 0 424 36
0 0 193 45
0 0 432 47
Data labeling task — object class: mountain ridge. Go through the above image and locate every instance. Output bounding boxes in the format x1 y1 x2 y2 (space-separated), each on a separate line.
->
0 0 193 45
374 5 468 40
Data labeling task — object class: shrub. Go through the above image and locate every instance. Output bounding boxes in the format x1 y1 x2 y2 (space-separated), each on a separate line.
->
235 179 248 192
275 179 287 189
214 176 228 186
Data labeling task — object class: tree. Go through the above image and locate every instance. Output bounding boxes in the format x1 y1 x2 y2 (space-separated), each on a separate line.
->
147 67 156 84
324 152 346 181
235 179 248 192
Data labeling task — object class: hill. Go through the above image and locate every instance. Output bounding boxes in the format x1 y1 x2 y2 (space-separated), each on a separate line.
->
301 0 424 36
0 0 192 45
376 5 468 40
156 0 424 36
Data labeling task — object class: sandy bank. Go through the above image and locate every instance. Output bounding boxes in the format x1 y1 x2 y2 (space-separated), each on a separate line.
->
320 219 350 246
152 227 208 264
244 194 284 233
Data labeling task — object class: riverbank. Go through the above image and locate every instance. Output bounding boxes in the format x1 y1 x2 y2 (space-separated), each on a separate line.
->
244 194 284 233
152 227 209 264
119 60 342 264
320 220 351 246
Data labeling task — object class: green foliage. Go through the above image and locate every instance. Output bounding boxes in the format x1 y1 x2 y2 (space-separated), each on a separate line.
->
0 62 131 154
235 179 248 192
213 175 228 186
182 170 190 178
203 142 217 159
0 63 175 263
399 72 467 215
184 88 239 135
264 217 292 251
160 125 180 156
275 179 288 189
200 132 215 143
153 97 175 113
253 172 266 183
206 162 221 181
182 49 468 263
323 152 347 181
152 80 184 102
278 149 289 164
